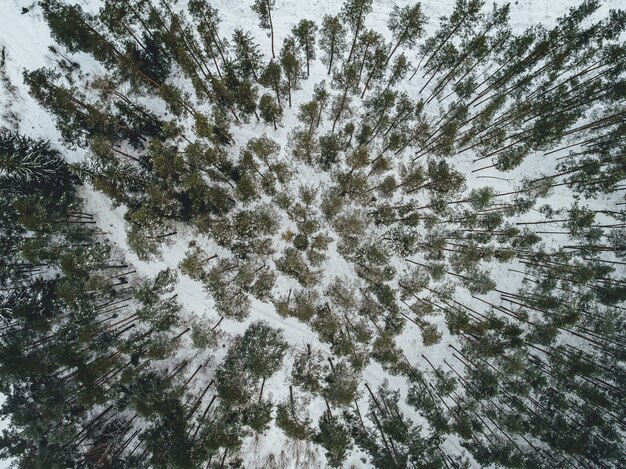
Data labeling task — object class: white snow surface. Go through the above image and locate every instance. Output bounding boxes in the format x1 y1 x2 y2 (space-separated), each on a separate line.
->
0 0 624 467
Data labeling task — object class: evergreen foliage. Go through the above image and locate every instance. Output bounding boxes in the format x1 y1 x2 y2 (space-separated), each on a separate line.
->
1 0 625 467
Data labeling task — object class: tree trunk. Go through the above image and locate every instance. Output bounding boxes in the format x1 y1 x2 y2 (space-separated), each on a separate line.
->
346 16 362 65
305 37 310 77
267 0 275 58
332 86 350 132
258 376 266 403
289 385 296 418
328 35 335 74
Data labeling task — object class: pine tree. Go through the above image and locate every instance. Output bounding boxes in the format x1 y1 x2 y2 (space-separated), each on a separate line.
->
323 359 359 406
237 321 287 381
125 204 177 260
320 14 347 75
233 78 260 122
353 381 442 468
259 59 283 104
187 0 229 80
313 81 330 128
292 19 318 77
280 37 302 108
276 386 313 440
258 93 283 130
331 64 359 132
315 413 353 467
386 3 427 67
341 0 374 64
42 0 117 64
251 0 276 58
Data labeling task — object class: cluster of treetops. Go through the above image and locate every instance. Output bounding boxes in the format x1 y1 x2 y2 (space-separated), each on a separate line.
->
0 0 624 467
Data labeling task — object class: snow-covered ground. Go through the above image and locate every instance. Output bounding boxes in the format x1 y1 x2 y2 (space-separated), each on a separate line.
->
1 0 624 467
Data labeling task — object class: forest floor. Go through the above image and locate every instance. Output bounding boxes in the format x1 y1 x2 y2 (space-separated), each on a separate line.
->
0 0 623 467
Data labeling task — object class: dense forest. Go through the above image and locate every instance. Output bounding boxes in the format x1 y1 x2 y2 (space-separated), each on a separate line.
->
0 0 624 467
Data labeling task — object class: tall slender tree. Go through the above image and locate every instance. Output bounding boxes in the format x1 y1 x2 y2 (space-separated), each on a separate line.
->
251 0 276 58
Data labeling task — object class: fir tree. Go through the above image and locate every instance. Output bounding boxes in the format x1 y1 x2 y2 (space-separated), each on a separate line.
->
232 29 263 81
